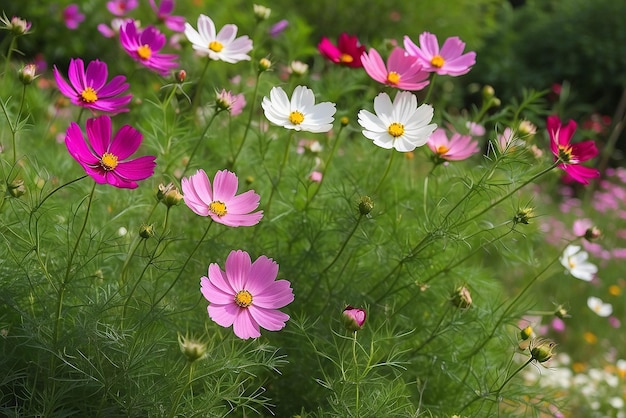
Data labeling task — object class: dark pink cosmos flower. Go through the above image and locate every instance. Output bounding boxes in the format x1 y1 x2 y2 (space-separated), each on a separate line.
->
201 249 294 339
53 58 132 114
107 0 138 16
318 33 366 68
548 115 599 185
404 32 476 76
361 47 429 91
119 20 178 76
342 306 366 331
62 4 85 30
65 115 156 189
149 0 185 32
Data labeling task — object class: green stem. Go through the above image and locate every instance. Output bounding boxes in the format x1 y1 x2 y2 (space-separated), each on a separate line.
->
119 201 159 284
231 71 263 168
169 362 195 418
191 59 211 113
180 109 222 179
264 130 294 218
54 182 96 346
352 331 360 417
3 37 16 83
373 150 396 195
305 124 345 209
423 73 437 104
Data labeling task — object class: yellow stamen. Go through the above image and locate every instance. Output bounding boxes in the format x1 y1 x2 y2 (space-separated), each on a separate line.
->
388 122 404 138
80 87 98 103
558 145 575 163
436 145 449 155
431 55 445 68
234 290 253 307
209 201 227 217
137 45 152 60
339 53 353 63
289 111 305 125
209 41 223 52
100 152 119 171
386 71 401 85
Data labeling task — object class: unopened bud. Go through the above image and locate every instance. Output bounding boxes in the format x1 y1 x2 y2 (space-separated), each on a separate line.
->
157 183 183 207
8 16 31 35
289 60 308 76
450 286 472 309
175 70 186 83
139 224 154 239
519 325 534 341
258 57 271 72
178 333 208 362
584 226 601 241
253 4 271 21
554 305 570 319
8 179 25 197
342 306 366 332
482 85 495 99
358 196 374 215
340 116 349 127
513 207 534 225
19 64 37 85
530 338 556 363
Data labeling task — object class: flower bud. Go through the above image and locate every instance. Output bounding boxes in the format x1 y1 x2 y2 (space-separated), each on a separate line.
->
518 119 537 138
358 196 373 215
178 333 208 362
554 305 570 319
253 4 271 21
139 224 154 239
7 16 32 35
513 207 534 225
342 306 366 332
258 57 272 72
18 64 37 85
8 179 25 198
450 286 472 309
519 325 534 341
584 226 601 241
530 338 556 363
157 183 183 207
482 85 495 99
175 69 186 83
340 116 349 127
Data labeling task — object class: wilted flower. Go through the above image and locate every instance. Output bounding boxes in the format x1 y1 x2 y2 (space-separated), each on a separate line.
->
587 296 613 317
342 306 366 331
450 286 472 309
358 91 436 152
8 179 26 198
403 32 476 76
361 47 430 91
120 21 179 75
358 196 374 215
318 33 366 68
201 250 294 339
548 115 599 185
62 4 85 30
559 245 598 282
513 207 534 225
262 85 336 133
185 14 252 62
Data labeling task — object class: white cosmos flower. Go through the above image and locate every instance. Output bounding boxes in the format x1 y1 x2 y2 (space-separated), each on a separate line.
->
559 244 597 281
587 296 613 317
184 14 253 63
357 91 436 152
261 86 336 133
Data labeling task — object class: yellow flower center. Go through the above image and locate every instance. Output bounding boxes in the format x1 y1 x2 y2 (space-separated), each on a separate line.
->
80 87 98 103
436 145 449 155
289 111 305 125
386 71 401 85
234 290 253 307
568 258 576 269
209 41 223 52
431 55 445 68
137 44 152 60
339 53 353 63
209 201 227 217
558 145 575 163
388 122 405 138
100 152 119 171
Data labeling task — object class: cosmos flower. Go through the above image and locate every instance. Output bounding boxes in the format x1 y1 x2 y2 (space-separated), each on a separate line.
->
403 32 476 76
357 91 436 152
427 128 479 161
559 245 598 281
53 58 132 114
184 14 253 63
119 20 178 75
548 115 599 185
262 85 336 133
361 47 430 91
64 115 156 189
201 249 294 339
587 296 613 317
215 89 246 116
106 0 138 16
342 306 366 331
62 4 85 30
181 169 263 227
149 0 185 32
318 33 366 68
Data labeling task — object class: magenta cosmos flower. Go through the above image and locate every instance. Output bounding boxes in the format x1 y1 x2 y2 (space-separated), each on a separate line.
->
404 32 476 76
107 0 138 16
318 33 366 68
149 0 185 32
181 169 263 227
65 115 156 189
53 58 132 114
62 4 85 30
361 47 429 91
201 250 294 339
548 115 599 185
342 306 366 332
120 20 178 75
427 128 479 161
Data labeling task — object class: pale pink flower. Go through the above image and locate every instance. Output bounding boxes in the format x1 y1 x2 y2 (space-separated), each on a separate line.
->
107 0 138 16
62 4 85 30
427 128 479 161
309 171 323 183
149 0 185 32
361 47 430 91
403 32 476 76
201 250 294 339
466 121 485 136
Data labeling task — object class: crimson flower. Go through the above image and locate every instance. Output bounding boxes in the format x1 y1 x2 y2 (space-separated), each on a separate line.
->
318 33 365 68
548 115 599 185
65 115 156 189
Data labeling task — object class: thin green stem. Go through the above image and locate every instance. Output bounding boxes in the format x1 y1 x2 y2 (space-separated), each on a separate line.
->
3 37 16 83
180 109 222 179
352 331 360 417
373 150 396 195
169 362 195 418
231 71 263 168
423 73 437 104
264 131 295 218
305 124 345 209
191 59 211 113
30 175 88 217
119 201 159 284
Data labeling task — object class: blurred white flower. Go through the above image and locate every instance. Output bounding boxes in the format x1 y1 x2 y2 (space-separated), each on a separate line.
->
560 245 597 281
587 296 613 317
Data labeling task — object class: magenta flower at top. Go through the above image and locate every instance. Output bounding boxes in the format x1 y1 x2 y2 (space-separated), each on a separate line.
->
62 4 85 30
318 33 366 68
548 115 599 185
107 0 138 16
427 128 479 161
201 250 294 339
181 169 263 227
65 115 156 189
120 20 178 75
53 58 132 114
361 47 430 91
149 0 185 32
404 32 476 76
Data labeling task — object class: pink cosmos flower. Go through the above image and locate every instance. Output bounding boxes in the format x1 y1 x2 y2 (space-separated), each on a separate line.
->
98 18 133 38
427 128 479 161
107 0 138 16
119 20 178 76
342 306 366 331
181 169 263 227
65 115 156 189
466 121 485 136
149 0 185 32
403 32 476 76
201 250 294 339
361 47 430 91
53 58 132 114
215 89 246 116
318 33 366 68
269 19 288 37
548 115 599 185
309 171 323 183
62 4 85 30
